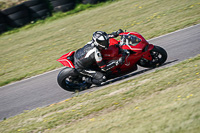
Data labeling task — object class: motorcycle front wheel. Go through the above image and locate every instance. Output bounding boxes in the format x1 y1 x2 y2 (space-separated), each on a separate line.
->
138 45 168 68
57 67 92 92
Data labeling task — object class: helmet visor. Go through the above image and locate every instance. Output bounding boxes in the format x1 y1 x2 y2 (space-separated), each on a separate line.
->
96 39 109 49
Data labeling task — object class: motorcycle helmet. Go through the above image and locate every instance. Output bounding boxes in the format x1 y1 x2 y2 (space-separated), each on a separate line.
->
92 31 109 49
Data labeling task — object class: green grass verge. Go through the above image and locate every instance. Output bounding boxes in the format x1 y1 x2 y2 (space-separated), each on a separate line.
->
0 0 200 86
0 54 199 133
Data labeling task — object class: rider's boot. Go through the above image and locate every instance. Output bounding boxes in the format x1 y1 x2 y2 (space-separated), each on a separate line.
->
85 77 105 86
85 77 93 84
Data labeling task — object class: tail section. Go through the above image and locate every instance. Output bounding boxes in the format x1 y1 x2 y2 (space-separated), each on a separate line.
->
57 51 75 68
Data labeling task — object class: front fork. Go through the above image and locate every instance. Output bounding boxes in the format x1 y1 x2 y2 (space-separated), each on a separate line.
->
142 44 154 61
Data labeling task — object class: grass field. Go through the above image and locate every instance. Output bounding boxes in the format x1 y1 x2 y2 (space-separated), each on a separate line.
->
0 0 200 86
0 54 199 133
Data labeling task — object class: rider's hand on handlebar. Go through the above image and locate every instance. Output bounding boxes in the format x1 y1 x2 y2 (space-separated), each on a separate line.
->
112 29 124 37
117 29 124 35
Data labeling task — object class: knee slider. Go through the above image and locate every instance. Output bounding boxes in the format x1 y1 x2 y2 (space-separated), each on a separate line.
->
93 72 106 85
94 72 106 81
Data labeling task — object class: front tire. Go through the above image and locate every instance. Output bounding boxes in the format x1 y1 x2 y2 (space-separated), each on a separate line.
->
57 67 92 92
138 45 167 68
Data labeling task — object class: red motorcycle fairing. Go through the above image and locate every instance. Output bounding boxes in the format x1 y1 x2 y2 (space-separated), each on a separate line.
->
101 44 138 76
101 45 120 59
109 38 119 46
100 32 156 76
119 32 149 53
142 44 154 60
119 32 154 60
57 31 167 91
57 51 75 68
57 32 154 75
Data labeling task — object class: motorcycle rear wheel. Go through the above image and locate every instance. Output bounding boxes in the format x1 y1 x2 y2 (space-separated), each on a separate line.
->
138 45 167 68
57 67 92 92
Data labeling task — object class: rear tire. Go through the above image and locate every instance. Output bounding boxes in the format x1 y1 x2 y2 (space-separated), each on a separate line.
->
138 45 167 68
57 67 92 92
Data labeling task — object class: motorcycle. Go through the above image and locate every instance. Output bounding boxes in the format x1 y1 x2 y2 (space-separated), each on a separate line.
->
57 31 167 92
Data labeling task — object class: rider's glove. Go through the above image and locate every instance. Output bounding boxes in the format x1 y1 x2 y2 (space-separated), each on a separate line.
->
112 29 124 37
116 29 124 35
115 56 126 66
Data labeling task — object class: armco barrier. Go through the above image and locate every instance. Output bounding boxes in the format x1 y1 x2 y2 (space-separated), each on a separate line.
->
0 11 8 33
0 0 108 34
82 0 99 4
1 4 31 27
50 0 75 12
24 0 51 20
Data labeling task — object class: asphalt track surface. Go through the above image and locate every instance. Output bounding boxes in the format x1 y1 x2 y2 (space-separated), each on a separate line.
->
0 24 200 120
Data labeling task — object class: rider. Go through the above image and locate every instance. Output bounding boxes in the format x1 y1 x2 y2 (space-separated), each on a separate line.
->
74 29 126 85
